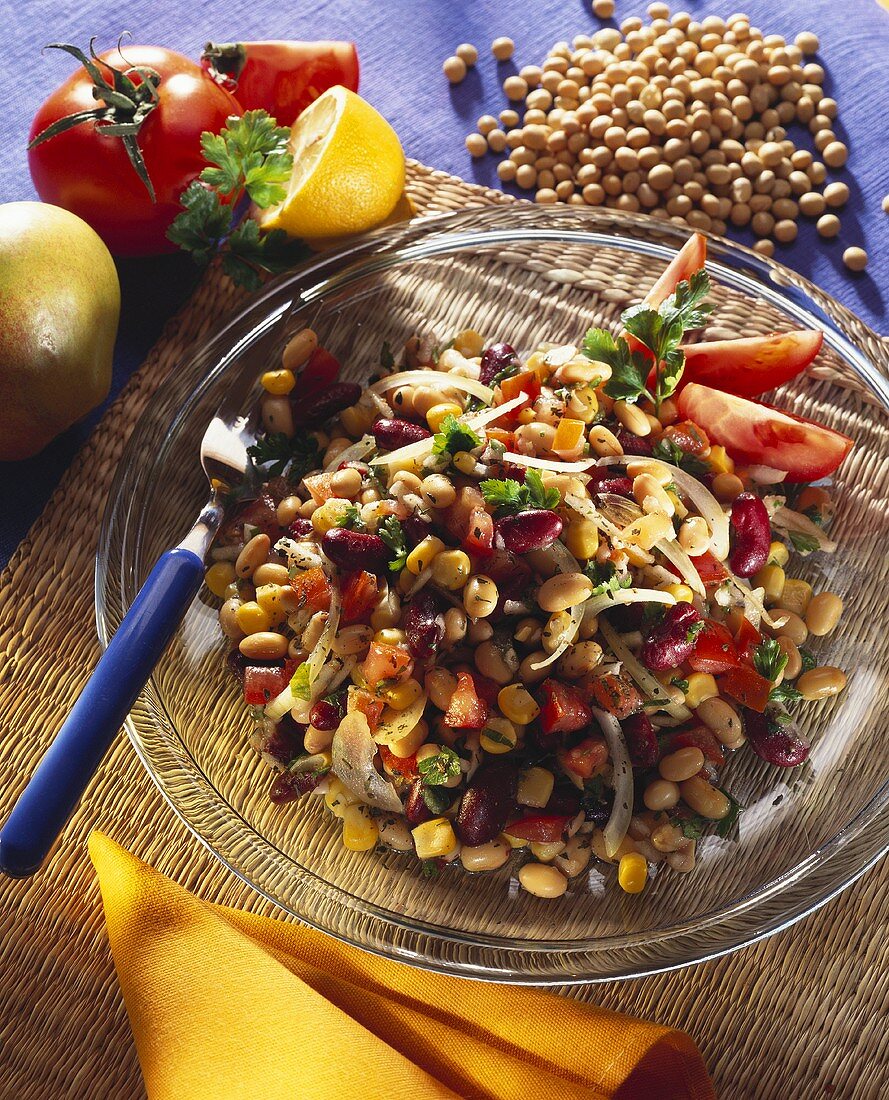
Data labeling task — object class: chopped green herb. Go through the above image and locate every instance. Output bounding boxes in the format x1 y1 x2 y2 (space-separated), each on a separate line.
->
584 559 633 598
480 725 514 746
687 620 706 643
246 432 320 480
582 328 653 406
651 437 710 479
769 682 803 707
380 341 395 371
789 530 821 554
799 648 817 674
714 789 745 839
801 504 825 527
753 638 788 682
418 747 462 787
334 504 365 531
421 858 440 879
289 663 312 702
491 362 520 385
679 814 708 840
378 516 408 573
479 469 560 515
671 677 689 693
431 414 483 458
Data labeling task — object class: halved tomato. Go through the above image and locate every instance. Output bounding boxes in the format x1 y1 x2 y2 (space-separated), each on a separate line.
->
678 383 853 482
680 330 823 398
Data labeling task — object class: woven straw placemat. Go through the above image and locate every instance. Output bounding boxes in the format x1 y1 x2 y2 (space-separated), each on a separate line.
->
0 162 886 1100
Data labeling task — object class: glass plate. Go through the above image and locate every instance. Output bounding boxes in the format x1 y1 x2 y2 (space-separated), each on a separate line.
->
96 206 889 983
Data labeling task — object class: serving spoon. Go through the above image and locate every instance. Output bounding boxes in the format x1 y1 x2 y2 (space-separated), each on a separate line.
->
0 302 291 877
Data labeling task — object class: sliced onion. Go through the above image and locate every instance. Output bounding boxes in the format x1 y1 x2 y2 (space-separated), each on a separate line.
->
584 587 676 622
372 693 428 747
564 491 623 540
265 683 296 722
502 451 598 474
288 579 340 723
373 393 527 467
767 502 837 554
275 537 323 570
324 434 375 472
598 618 691 721
331 712 402 812
591 707 633 858
369 369 495 406
530 604 584 669
596 456 730 560
655 538 707 597
723 571 788 631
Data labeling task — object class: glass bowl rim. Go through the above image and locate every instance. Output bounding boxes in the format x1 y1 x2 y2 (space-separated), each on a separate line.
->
96 205 889 983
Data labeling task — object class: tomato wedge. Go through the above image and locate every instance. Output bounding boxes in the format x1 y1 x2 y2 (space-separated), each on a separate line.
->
719 665 772 712
625 232 707 356
558 736 608 779
678 383 854 482
688 620 741 675
680 330 823 398
505 814 572 843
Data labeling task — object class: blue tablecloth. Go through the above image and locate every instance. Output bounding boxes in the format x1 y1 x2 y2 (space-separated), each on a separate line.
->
1 0 887 567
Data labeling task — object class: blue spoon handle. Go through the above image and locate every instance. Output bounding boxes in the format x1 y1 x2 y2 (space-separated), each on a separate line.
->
0 545 206 878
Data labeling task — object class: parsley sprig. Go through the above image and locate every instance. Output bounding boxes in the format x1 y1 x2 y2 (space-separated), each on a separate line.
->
582 270 712 410
479 470 560 515
246 432 320 480
583 559 633 598
789 531 821 555
334 505 365 532
167 110 309 290
753 638 788 682
651 437 710 479
431 414 483 458
378 516 408 573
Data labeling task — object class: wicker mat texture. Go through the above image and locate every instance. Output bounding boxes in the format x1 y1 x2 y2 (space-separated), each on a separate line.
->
0 162 886 1100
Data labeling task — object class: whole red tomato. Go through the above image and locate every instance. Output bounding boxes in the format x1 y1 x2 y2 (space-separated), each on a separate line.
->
28 45 241 255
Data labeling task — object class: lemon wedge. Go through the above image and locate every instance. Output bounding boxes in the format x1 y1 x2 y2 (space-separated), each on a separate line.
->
260 86 406 239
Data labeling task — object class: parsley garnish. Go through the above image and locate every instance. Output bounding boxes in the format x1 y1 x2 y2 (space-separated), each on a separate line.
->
714 789 744 839
480 725 514 746
679 814 708 840
769 682 803 707
479 470 560 515
246 432 320 480
290 663 312 702
753 638 788 682
378 516 408 573
789 531 820 554
421 858 440 879
671 677 689 693
167 110 309 289
651 437 710 479
799 648 817 674
431 414 483 458
418 747 462 787
687 620 706 643
582 329 653 405
584 559 633 598
334 505 365 531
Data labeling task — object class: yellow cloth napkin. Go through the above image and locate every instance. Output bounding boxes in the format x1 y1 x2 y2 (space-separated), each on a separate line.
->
89 831 715 1100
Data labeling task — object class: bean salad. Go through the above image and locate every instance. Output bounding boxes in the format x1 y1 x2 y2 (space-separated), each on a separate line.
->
205 233 851 898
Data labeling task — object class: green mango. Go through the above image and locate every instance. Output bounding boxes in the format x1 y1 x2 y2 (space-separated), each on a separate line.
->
0 202 120 460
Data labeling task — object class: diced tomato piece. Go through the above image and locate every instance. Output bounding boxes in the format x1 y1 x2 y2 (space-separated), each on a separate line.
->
303 472 337 505
558 736 608 779
580 672 643 720
692 550 730 590
445 671 489 729
497 369 541 414
670 725 725 767
349 687 386 732
441 485 496 558
734 616 762 664
243 664 291 705
485 427 515 448
464 508 495 558
339 570 379 623
688 620 740 675
719 665 772 713
679 330 823 398
504 814 572 843
362 642 414 688
538 679 592 736
469 670 501 710
663 420 710 455
378 745 420 780
298 347 341 398
290 566 331 612
678 383 854 483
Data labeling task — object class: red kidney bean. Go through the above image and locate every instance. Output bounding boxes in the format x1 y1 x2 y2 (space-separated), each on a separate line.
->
260 714 307 766
309 698 343 731
616 428 654 457
321 528 390 573
641 602 702 671
372 417 431 450
544 787 582 816
403 514 433 547
269 767 322 804
497 509 563 554
744 709 810 767
455 759 519 846
479 342 518 386
292 382 362 427
404 590 445 659
587 466 634 497
287 517 314 538
729 492 771 577
622 712 659 768
404 779 433 825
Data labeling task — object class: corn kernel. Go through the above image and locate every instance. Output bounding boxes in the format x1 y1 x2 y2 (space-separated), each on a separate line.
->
205 561 236 599
452 450 478 475
552 417 586 452
500 829 529 848
685 672 719 708
350 664 368 689
383 678 424 710
341 803 379 851
261 368 296 395
406 535 445 575
431 549 471 590
517 766 554 808
235 600 272 635
565 517 599 560
426 402 463 433
665 583 694 603
255 583 288 622
498 684 541 724
618 851 648 893
517 408 536 424
374 628 407 647
311 497 353 534
339 404 372 437
753 564 786 606
768 540 790 568
324 777 358 818
780 578 813 617
480 716 518 754
412 817 457 859
708 445 734 474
